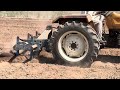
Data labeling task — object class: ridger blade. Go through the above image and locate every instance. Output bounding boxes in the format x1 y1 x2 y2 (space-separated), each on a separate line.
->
9 31 49 63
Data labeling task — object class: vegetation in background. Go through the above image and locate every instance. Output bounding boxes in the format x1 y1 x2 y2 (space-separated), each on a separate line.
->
0 11 81 19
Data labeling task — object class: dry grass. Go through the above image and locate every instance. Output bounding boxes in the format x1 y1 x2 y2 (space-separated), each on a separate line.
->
0 11 81 19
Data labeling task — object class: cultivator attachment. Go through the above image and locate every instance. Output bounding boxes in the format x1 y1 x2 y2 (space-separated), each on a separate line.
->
9 31 49 63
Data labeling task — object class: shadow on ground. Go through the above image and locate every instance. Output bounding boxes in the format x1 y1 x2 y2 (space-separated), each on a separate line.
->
96 55 120 63
37 51 120 64
37 55 55 64
0 51 120 64
38 55 120 65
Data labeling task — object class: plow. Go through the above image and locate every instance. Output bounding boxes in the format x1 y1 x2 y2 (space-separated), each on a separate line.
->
9 30 51 63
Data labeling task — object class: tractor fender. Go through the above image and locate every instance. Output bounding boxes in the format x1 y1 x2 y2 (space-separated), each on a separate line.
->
52 14 93 24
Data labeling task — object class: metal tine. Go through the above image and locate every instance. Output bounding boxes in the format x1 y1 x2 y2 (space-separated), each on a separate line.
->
16 36 19 44
17 36 27 42
36 31 38 36
36 31 41 38
27 33 30 39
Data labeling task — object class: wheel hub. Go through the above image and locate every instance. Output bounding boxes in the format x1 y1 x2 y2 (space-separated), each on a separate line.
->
58 31 89 62
70 42 77 50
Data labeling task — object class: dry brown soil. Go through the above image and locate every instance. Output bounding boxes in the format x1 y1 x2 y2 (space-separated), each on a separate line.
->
0 18 119 79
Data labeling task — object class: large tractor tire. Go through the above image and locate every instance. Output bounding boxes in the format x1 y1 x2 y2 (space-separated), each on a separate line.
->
49 21 100 67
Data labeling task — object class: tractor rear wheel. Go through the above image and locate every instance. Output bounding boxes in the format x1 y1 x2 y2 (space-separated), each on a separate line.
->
50 21 100 67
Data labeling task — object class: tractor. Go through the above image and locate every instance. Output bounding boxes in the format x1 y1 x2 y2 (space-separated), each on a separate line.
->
10 11 120 67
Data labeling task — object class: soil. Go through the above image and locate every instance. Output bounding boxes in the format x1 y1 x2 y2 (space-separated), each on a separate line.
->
0 49 119 79
0 18 119 79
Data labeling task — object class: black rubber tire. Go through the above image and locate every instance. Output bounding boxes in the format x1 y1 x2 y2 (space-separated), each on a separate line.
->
49 21 100 68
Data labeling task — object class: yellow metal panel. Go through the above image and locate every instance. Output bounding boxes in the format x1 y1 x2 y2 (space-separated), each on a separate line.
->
106 12 120 29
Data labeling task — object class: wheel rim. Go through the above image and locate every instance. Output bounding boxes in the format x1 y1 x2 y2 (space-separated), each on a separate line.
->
58 31 89 62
